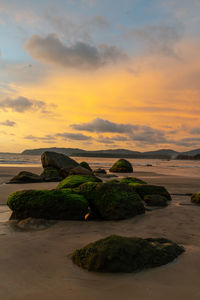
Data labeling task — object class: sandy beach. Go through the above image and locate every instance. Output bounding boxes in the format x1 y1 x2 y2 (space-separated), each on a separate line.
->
0 165 200 300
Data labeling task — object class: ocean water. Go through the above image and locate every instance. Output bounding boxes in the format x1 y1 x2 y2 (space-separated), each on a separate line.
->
0 153 200 177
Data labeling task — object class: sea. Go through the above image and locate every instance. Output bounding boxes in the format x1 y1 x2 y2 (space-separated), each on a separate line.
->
0 153 200 178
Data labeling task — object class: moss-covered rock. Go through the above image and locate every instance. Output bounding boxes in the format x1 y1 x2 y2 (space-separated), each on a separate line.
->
144 194 168 207
40 167 63 182
7 189 88 220
57 175 102 189
79 161 92 171
79 182 145 220
120 177 147 186
133 184 171 201
191 192 200 204
109 159 133 173
93 168 106 174
72 235 184 272
69 166 92 176
8 171 43 184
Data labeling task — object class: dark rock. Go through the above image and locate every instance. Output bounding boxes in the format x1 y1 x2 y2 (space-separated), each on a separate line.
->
144 194 168 207
14 217 54 230
40 167 63 182
79 161 92 171
134 184 172 201
7 189 88 220
41 151 79 172
78 182 145 220
191 192 200 204
57 174 102 189
72 235 184 272
120 177 147 186
93 168 106 174
69 166 92 176
109 159 133 173
8 171 43 184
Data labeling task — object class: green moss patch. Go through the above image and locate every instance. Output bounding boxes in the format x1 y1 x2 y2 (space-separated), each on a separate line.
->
120 177 147 185
144 194 168 207
7 189 88 220
72 235 184 272
57 175 102 189
191 192 200 204
80 161 92 171
133 184 171 201
109 159 133 173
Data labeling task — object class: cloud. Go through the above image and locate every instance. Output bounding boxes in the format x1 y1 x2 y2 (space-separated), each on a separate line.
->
0 96 46 113
24 134 56 143
71 118 135 133
56 132 92 140
125 24 182 58
24 34 127 70
190 127 200 134
0 120 16 127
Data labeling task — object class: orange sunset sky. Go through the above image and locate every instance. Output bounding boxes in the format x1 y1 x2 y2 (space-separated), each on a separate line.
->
1 0 200 152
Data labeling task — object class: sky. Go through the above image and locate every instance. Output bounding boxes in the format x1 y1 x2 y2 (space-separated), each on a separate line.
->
1 0 200 152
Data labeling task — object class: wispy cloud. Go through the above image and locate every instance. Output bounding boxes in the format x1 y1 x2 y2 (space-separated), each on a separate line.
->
0 120 16 127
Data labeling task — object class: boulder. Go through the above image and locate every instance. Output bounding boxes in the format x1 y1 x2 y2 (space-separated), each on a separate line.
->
79 182 145 220
72 235 184 272
134 184 171 201
109 159 133 173
8 171 43 184
7 189 88 220
57 175 102 189
79 161 92 171
69 166 92 176
41 151 79 172
191 192 200 204
120 177 147 186
40 167 63 182
144 194 168 207
93 168 106 174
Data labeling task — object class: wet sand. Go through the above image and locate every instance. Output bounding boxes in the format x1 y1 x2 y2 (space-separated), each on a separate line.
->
0 166 200 299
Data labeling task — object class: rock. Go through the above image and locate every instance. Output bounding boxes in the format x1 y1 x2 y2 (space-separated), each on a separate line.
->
94 174 118 178
93 168 106 174
109 159 133 173
57 175 102 189
191 192 200 204
69 166 92 176
40 167 63 182
8 171 43 184
134 184 172 201
79 182 145 220
146 164 152 167
41 151 79 172
79 161 92 171
15 217 54 230
72 235 184 272
120 177 147 186
144 194 168 207
7 189 88 220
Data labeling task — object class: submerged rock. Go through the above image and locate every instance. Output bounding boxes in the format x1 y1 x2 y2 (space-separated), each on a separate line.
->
8 171 43 184
72 235 184 272
191 192 200 204
79 182 145 220
69 166 92 176
109 159 133 173
79 161 92 171
57 175 102 189
41 151 79 172
134 184 172 201
40 167 63 182
144 194 168 207
7 189 88 220
120 177 147 186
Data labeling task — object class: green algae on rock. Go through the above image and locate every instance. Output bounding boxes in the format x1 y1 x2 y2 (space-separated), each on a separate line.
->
191 192 200 204
120 177 147 186
133 184 171 201
7 189 88 220
79 161 92 171
109 159 133 173
8 171 43 184
144 194 168 207
40 167 63 182
57 175 102 189
79 182 145 220
72 235 184 272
